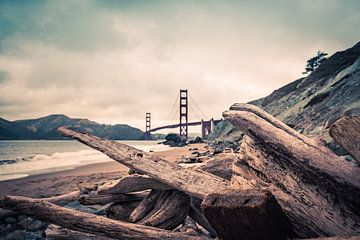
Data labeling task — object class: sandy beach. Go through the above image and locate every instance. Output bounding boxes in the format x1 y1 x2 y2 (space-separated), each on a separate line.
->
0 143 207 198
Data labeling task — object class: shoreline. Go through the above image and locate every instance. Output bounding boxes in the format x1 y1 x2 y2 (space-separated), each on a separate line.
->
0 161 128 198
0 143 207 198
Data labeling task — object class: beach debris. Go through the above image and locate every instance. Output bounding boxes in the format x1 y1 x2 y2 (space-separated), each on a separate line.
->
45 224 114 240
0 196 205 240
78 192 146 206
97 174 171 195
329 116 360 164
1 103 359 240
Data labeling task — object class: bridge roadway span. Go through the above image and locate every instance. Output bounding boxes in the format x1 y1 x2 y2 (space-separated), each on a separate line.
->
149 119 222 132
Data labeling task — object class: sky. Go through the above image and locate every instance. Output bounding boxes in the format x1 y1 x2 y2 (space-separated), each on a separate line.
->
0 0 359 131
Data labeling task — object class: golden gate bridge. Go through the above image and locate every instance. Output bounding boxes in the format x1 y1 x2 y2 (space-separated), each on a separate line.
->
145 89 221 139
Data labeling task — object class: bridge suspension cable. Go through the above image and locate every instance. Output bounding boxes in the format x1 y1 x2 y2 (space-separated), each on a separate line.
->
189 93 208 120
189 104 203 121
165 92 179 122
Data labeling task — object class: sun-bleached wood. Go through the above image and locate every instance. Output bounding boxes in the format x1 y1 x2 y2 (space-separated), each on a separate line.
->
224 103 360 238
329 116 360 164
97 174 171 195
45 224 114 240
137 190 190 230
58 127 231 199
0 195 206 240
130 189 162 222
79 192 146 205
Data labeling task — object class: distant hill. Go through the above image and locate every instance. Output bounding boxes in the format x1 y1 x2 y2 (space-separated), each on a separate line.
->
210 41 360 142
0 114 146 140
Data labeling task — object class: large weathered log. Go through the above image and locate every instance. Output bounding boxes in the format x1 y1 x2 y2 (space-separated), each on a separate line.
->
0 195 205 240
58 127 231 199
45 224 114 240
201 189 295 240
224 103 360 238
0 190 84 220
97 174 171 195
329 116 360 164
130 189 163 222
138 190 190 230
79 192 146 205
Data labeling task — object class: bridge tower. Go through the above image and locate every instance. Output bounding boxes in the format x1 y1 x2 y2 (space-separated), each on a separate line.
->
145 112 151 139
179 89 188 138
201 119 212 139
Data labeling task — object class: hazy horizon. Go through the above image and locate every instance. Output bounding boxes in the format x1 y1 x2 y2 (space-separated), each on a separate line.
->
1 0 359 131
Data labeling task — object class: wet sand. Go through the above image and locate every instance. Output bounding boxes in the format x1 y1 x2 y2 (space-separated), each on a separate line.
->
0 143 207 198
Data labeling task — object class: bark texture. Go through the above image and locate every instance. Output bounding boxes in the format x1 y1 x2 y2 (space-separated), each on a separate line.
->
97 174 171 195
58 127 231 199
329 116 360 164
0 195 205 240
224 103 360 238
202 189 295 240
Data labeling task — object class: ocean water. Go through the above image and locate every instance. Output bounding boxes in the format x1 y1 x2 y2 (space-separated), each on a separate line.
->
0 140 168 181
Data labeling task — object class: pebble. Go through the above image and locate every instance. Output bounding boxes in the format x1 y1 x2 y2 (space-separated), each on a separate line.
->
25 231 44 240
4 217 17 225
18 218 33 229
17 215 27 222
6 230 26 240
27 220 44 232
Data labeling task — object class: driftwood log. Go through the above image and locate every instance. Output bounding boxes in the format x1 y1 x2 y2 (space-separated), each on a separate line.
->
58 126 231 199
45 224 114 240
130 189 162 222
0 195 205 240
79 192 146 205
329 116 360 164
202 189 295 240
137 190 190 229
97 174 171 195
224 103 360 238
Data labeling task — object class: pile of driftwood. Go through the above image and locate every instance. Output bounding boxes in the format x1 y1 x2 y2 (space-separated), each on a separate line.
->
0 104 359 240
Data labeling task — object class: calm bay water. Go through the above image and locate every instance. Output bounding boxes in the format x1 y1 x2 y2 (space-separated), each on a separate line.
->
0 140 168 181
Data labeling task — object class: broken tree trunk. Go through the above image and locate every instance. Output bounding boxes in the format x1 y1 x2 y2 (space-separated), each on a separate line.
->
224 103 360 238
329 116 360 164
0 195 206 240
130 189 163 222
79 192 146 205
97 174 171 195
58 127 231 199
201 189 295 240
137 190 190 230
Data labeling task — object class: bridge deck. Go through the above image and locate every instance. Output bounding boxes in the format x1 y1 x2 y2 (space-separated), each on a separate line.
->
149 119 221 132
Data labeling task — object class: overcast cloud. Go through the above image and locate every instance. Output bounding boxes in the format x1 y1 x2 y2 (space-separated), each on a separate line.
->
0 0 359 131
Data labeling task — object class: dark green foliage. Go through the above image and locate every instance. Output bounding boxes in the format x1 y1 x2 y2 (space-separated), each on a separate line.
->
303 51 328 74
